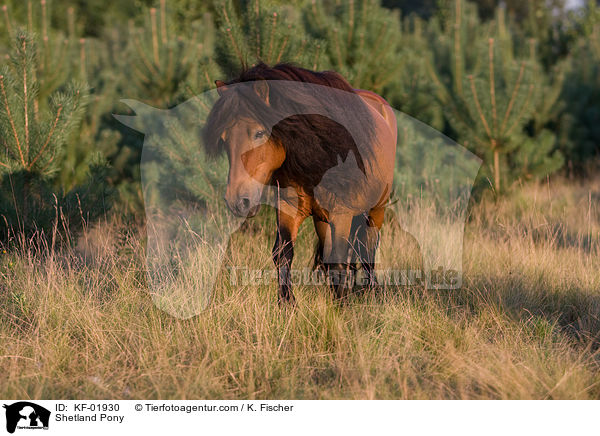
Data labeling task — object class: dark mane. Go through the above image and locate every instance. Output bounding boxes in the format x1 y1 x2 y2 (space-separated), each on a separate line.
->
202 62 376 188
234 62 358 93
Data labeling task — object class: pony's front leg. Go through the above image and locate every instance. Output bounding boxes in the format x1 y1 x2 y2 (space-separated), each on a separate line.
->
324 214 354 299
273 209 306 305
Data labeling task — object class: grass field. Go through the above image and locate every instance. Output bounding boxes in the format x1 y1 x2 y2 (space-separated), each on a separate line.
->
1 177 600 399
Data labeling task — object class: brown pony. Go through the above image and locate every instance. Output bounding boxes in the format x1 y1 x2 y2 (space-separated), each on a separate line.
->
203 63 397 303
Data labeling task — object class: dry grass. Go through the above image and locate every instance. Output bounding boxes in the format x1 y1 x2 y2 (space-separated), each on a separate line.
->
1 177 600 399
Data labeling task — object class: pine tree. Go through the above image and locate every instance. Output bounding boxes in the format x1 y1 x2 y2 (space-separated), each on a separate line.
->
58 34 122 190
126 0 212 107
385 15 444 130
0 32 109 241
181 11 224 96
429 0 564 193
1 1 78 112
304 0 404 92
1 2 123 194
170 107 227 209
214 0 323 74
558 3 600 172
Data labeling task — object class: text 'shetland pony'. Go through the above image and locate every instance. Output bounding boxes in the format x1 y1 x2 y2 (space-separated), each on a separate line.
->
203 63 397 303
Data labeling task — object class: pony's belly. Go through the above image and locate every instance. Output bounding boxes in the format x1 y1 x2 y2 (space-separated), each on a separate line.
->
313 173 390 216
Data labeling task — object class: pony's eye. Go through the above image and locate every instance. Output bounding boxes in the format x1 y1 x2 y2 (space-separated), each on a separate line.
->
254 130 266 140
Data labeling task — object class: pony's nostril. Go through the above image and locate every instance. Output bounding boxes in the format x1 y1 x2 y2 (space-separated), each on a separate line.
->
240 197 250 211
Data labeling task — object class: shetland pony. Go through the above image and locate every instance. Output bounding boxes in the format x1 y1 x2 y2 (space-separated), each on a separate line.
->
203 63 397 303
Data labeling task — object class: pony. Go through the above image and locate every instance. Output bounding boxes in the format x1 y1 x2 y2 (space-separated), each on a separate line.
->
203 63 397 303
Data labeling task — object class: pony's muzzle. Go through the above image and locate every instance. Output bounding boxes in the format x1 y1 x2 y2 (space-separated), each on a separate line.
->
225 195 260 217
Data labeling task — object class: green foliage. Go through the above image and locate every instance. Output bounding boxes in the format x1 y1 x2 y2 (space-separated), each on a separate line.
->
304 0 403 92
0 33 110 241
1 0 600 239
214 0 323 74
384 16 444 130
557 4 600 171
429 0 564 193
0 33 85 176
0 1 127 194
181 12 224 96
59 36 123 190
394 114 481 207
125 1 206 106
155 99 229 208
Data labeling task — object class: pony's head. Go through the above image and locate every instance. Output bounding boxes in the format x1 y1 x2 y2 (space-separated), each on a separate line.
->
204 63 378 217
204 79 284 217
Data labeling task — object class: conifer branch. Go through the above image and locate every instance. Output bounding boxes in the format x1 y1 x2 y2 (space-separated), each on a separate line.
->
225 27 244 66
132 30 160 77
132 65 152 86
22 37 30 162
276 27 291 63
67 7 75 37
294 39 307 62
347 0 355 46
373 20 388 58
254 0 260 59
0 75 25 166
267 12 277 64
160 0 167 45
312 43 321 70
454 0 463 96
332 27 343 70
500 61 525 133
1 136 20 163
221 6 245 65
79 38 86 80
203 69 212 89
150 8 160 65
41 0 48 42
166 40 175 83
27 0 32 33
2 5 13 36
467 74 492 139
505 84 534 137
310 0 322 28
29 104 62 169
489 38 497 135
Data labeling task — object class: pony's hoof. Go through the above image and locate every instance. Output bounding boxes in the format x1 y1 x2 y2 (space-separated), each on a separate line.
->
278 294 296 307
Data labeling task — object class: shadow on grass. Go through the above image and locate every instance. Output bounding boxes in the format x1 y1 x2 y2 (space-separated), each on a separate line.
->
453 273 600 348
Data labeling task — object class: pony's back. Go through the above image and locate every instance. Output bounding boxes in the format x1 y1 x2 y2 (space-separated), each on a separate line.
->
231 63 357 94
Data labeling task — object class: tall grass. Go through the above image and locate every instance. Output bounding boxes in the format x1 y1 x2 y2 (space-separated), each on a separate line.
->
1 177 600 399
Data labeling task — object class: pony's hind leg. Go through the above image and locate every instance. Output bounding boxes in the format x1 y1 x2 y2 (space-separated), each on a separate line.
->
312 217 328 277
347 214 367 289
323 214 354 299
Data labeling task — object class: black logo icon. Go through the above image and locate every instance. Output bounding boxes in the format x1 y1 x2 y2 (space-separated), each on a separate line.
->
3 402 50 433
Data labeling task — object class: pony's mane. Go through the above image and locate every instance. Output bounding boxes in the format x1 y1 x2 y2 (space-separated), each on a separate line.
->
234 63 357 92
203 63 376 188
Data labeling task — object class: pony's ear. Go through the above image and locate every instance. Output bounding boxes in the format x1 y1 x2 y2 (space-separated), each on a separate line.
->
215 80 229 96
253 80 270 105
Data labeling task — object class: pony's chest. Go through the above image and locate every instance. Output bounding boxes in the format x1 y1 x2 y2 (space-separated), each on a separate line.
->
277 184 329 222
